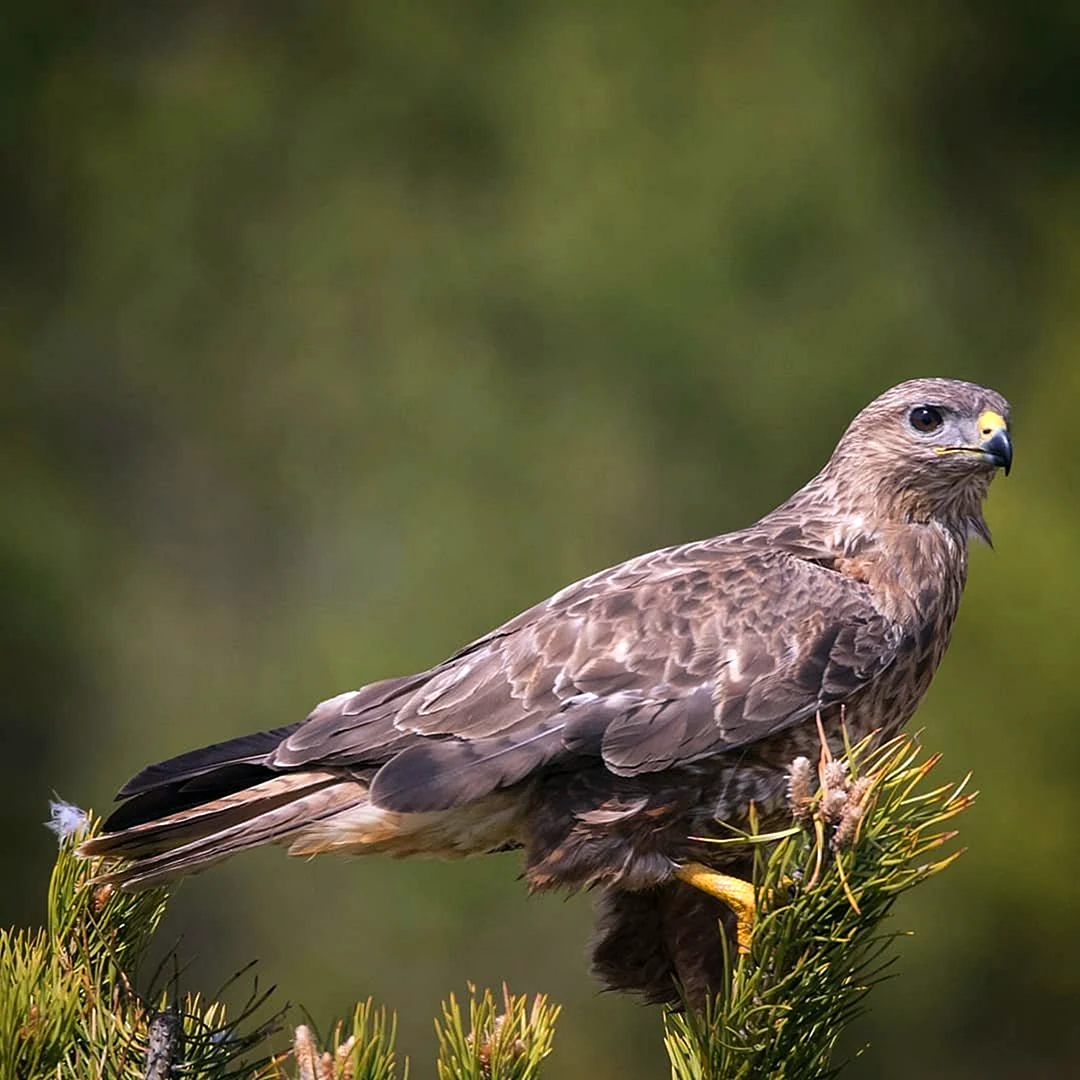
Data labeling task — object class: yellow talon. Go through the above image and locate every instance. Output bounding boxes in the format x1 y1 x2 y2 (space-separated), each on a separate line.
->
675 862 757 954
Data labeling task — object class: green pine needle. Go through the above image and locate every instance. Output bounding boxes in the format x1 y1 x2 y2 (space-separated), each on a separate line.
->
264 1000 405 1080
1 811 284 1080
4 734 971 1080
434 984 560 1080
664 733 975 1079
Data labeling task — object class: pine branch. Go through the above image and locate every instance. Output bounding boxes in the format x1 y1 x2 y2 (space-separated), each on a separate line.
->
5 733 970 1080
1 807 284 1080
434 984 560 1080
263 1000 405 1080
663 732 975 1079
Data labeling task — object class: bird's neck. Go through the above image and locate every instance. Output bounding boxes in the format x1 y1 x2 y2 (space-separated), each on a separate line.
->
779 463 994 548
833 517 969 626
762 473 980 627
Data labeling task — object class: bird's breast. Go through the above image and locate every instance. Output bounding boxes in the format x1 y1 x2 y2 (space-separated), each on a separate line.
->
841 521 967 628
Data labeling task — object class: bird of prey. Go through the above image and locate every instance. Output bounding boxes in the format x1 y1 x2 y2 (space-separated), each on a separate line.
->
80 377 1012 1005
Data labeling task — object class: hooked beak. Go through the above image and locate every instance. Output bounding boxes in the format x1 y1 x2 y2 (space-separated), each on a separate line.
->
934 410 1012 474
980 427 1012 475
977 410 1012 475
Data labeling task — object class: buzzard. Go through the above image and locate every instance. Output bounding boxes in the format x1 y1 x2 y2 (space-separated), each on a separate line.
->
80 378 1012 1004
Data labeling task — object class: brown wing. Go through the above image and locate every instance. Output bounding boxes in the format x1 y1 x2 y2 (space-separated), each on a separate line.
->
264 540 903 813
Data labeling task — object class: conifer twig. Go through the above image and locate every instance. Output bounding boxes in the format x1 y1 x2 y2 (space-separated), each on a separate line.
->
664 733 975 1078
4 737 970 1080
0 807 284 1080
435 983 560 1080
265 1000 404 1080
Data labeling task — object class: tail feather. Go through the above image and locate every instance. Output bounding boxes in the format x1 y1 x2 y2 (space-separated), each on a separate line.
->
83 770 345 858
103 725 304 834
103 763 286 833
116 724 302 799
79 770 368 889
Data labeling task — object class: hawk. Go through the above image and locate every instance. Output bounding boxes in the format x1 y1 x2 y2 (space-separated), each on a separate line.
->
80 378 1012 1004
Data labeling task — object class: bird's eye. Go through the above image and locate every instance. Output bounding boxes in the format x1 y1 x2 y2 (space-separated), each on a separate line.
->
908 405 944 433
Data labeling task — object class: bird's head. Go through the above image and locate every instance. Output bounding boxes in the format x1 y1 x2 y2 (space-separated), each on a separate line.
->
824 377 1012 540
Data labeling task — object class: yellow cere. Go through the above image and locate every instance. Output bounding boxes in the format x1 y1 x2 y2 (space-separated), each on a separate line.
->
977 410 1007 438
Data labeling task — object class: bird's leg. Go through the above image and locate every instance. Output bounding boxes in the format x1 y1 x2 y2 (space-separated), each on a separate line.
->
674 863 756 955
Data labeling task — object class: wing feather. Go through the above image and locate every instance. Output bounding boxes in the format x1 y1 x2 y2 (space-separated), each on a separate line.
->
356 544 904 807
104 539 905 821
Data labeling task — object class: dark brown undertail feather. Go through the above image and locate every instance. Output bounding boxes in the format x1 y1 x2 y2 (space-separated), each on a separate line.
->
80 770 367 889
103 764 281 833
591 881 741 1006
106 724 303 831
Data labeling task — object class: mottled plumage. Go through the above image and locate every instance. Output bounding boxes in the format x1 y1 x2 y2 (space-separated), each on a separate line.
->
81 378 1012 1004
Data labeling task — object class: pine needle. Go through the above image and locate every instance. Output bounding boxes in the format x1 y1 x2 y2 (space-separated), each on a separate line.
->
434 984 560 1080
0 811 284 1080
664 733 975 1079
263 1000 405 1080
5 735 972 1080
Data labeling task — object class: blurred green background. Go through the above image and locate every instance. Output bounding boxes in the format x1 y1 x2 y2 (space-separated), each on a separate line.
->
3 3 1079 1076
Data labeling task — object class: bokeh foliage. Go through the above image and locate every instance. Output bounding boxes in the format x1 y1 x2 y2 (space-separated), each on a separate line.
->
3 3 1079 1077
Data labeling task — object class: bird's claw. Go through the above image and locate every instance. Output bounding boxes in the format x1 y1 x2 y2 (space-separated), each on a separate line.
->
674 862 757 955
